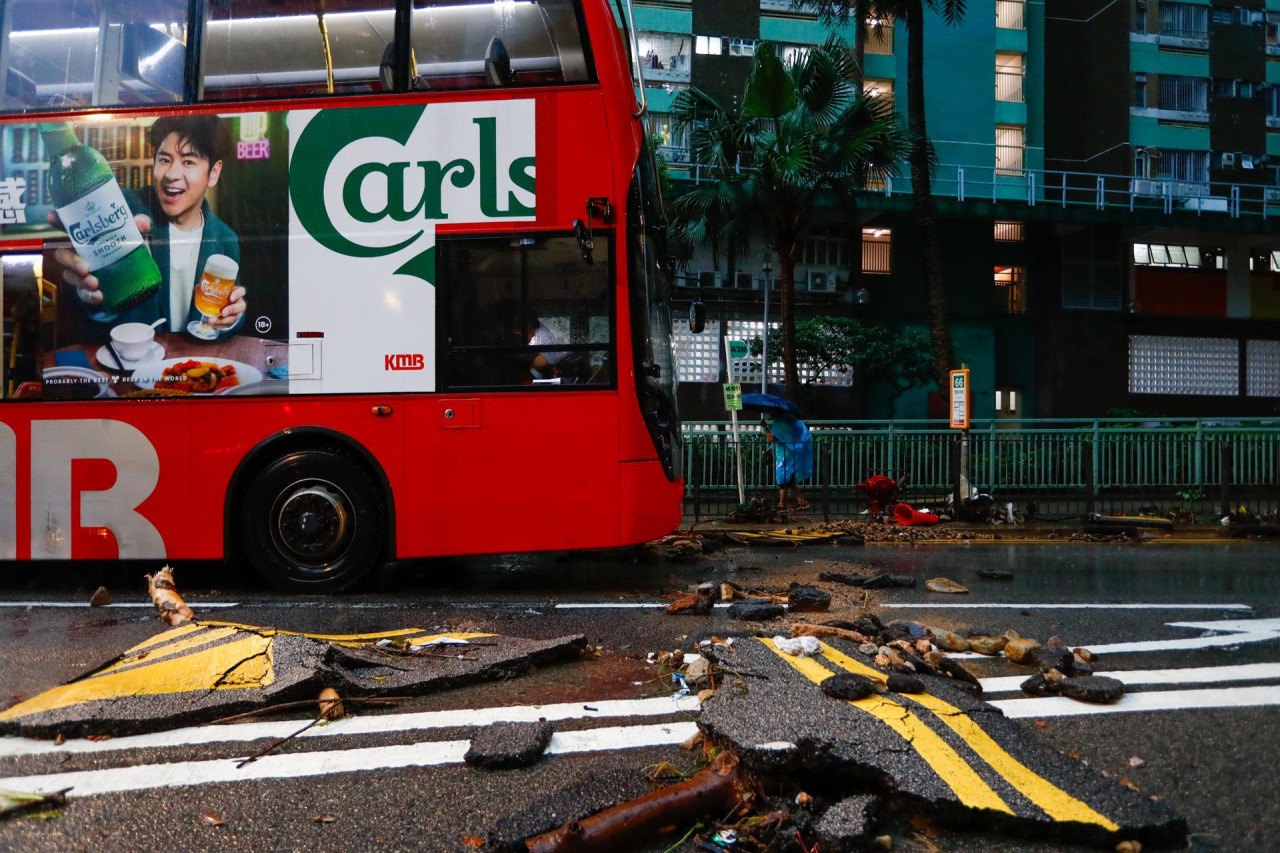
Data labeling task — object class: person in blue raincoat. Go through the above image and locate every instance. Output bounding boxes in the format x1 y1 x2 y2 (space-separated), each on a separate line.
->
763 412 813 511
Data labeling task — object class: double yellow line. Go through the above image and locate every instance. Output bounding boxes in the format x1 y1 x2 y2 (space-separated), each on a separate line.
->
760 638 1119 829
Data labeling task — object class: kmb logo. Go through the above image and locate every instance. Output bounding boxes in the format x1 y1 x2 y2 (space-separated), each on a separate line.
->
385 353 425 371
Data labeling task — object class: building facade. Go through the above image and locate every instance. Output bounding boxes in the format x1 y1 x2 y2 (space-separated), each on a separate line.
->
636 0 1280 421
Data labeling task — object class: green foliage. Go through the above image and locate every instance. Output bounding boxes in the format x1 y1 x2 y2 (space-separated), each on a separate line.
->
747 315 932 395
1176 487 1206 503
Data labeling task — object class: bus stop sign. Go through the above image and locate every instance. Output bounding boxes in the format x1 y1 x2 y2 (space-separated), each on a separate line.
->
724 382 743 411
949 369 970 429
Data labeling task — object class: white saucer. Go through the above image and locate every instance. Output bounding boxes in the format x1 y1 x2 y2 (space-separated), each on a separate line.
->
97 342 164 371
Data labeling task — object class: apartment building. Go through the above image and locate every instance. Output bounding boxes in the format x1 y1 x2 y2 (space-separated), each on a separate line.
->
634 0 1279 420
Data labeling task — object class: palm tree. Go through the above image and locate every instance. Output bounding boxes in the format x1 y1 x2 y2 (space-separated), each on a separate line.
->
801 0 967 389
671 37 909 397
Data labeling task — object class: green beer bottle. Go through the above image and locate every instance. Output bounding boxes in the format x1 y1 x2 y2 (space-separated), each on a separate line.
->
41 122 161 314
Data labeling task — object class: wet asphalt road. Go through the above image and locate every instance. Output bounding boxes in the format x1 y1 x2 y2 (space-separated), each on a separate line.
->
0 541 1278 853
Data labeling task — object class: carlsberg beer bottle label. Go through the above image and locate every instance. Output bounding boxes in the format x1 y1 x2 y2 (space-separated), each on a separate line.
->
56 183 148 272
42 122 162 315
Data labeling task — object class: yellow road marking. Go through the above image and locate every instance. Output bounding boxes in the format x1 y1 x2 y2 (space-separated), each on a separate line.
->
760 639 1013 814
0 634 274 721
198 623 495 645
125 623 208 653
818 644 1120 830
95 627 244 677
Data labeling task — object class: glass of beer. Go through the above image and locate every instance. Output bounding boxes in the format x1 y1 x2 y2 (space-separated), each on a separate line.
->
187 254 240 340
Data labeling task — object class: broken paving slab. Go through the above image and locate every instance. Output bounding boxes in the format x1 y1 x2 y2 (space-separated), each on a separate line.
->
697 636 1187 849
0 622 586 739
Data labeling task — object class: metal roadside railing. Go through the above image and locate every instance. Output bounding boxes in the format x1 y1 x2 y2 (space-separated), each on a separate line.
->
681 418 1280 519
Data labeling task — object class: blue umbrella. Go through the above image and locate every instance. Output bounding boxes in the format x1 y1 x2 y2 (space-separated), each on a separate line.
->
741 393 802 418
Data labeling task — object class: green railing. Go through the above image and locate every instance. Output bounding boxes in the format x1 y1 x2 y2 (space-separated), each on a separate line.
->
682 418 1280 515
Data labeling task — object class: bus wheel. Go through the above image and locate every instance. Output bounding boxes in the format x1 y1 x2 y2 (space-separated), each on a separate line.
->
240 449 385 593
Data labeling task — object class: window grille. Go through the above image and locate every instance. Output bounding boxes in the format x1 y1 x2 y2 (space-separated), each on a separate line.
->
994 220 1024 241
996 0 1025 30
995 125 1025 176
1158 2 1209 39
1157 76 1207 112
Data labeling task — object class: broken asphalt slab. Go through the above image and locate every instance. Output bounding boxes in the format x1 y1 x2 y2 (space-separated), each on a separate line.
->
0 622 586 739
697 636 1187 849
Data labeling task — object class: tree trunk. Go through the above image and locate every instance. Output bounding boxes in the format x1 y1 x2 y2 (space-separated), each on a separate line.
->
779 240 800 398
853 0 867 90
905 0 953 390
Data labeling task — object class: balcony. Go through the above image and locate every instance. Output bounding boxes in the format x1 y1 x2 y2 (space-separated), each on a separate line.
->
996 69 1023 102
1130 106 1208 124
660 147 1280 221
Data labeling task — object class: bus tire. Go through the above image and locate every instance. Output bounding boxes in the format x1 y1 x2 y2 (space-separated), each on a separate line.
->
239 449 385 593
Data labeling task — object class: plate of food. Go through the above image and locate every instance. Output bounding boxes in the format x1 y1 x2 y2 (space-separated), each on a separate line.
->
42 366 116 400
130 358 263 396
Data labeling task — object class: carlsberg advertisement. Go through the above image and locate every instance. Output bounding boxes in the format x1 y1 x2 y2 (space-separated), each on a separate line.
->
0 100 535 401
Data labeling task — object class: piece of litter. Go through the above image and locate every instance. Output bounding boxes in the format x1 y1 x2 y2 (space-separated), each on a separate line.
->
584 705 598 712
772 635 821 657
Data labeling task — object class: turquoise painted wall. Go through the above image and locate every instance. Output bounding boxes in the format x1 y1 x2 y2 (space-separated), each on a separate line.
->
1129 115 1210 149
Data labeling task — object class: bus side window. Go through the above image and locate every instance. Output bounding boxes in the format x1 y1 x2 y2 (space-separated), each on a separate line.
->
441 234 613 390
0 0 188 113
201 1 396 102
410 0 594 91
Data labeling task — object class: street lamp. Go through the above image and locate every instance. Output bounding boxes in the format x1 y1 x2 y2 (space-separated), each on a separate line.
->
760 251 773 393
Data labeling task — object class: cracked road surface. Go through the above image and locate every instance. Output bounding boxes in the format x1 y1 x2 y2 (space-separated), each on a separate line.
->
699 636 1185 848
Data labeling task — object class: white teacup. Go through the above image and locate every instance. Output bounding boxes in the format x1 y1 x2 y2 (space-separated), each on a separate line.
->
110 322 155 361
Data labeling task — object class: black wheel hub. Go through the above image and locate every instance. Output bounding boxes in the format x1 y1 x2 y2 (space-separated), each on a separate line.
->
273 482 352 565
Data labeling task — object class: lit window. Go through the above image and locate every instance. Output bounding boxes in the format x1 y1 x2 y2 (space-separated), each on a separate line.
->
1247 339 1280 397
861 227 892 274
995 125 1025 175
994 220 1024 241
993 266 1026 314
1133 243 1204 268
995 53 1024 102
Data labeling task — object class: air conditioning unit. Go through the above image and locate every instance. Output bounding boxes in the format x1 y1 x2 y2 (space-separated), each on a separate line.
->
1170 181 1209 198
735 272 755 289
698 270 720 289
1132 179 1163 196
1220 152 1236 168
808 270 834 292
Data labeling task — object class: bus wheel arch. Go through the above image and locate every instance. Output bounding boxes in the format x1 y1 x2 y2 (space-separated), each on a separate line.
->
226 429 396 592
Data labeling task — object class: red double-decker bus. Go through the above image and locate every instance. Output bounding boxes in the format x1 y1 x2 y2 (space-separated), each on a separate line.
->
0 0 683 591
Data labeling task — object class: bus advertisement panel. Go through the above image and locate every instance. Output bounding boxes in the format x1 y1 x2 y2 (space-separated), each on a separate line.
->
2 100 537 402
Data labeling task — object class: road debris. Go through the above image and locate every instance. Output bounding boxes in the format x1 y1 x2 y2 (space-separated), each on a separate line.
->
814 795 879 852
0 624 586 738
772 635 822 657
523 751 748 853
821 673 878 700
464 720 554 769
787 584 831 612
727 601 785 621
977 570 1014 580
144 566 194 626
88 586 112 607
317 687 344 721
0 788 70 821
924 577 969 594
201 813 224 826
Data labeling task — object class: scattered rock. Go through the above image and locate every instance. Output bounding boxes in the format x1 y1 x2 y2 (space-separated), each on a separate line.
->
1059 675 1126 705
968 635 1007 656
928 628 970 653
874 834 894 850
886 673 925 694
936 658 982 695
787 584 832 612
814 795 880 853
913 638 933 657
464 720 553 769
1073 647 1095 663
1028 647 1075 673
1020 673 1060 697
727 601 785 621
1115 841 1143 853
858 643 879 656
925 577 969 594
881 621 927 643
1128 756 1146 769
850 614 884 636
977 570 1013 580
821 673 878 701
685 656 713 685
1004 638 1042 664
1046 635 1069 650
860 574 917 590
89 586 112 607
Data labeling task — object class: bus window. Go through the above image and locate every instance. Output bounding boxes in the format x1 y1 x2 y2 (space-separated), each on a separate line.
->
410 0 593 91
201 1 396 101
1 253 48 400
0 0 190 112
441 233 612 389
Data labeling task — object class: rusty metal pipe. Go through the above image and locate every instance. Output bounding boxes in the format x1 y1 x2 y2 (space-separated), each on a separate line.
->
525 751 745 853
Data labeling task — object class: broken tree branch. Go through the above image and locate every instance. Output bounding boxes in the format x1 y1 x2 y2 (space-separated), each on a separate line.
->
525 751 747 853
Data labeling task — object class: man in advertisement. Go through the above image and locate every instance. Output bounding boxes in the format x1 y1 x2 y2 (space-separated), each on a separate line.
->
54 116 245 338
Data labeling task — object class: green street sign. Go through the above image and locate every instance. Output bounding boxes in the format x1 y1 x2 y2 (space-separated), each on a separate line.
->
728 340 749 360
723 382 743 411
